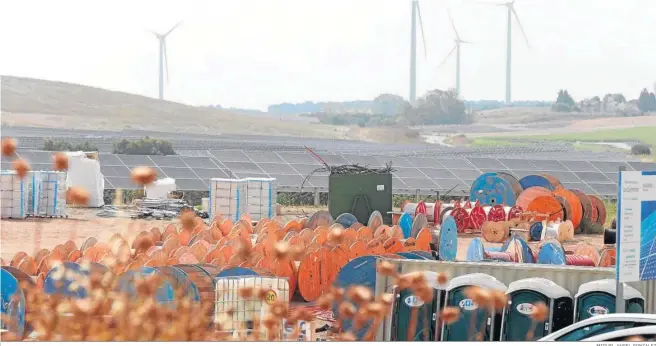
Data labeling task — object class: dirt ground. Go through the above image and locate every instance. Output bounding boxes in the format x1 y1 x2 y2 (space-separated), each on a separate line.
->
0 207 605 264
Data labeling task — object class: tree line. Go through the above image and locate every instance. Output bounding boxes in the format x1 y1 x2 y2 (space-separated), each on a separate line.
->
42 137 176 155
553 87 656 114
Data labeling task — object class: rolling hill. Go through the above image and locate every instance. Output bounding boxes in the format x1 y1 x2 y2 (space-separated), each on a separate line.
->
0 76 348 139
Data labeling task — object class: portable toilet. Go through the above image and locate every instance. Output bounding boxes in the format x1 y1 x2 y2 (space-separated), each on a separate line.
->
501 278 573 341
574 279 645 322
391 271 447 341
441 273 507 341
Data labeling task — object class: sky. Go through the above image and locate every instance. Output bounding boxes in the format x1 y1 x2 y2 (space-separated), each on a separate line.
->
1 0 654 110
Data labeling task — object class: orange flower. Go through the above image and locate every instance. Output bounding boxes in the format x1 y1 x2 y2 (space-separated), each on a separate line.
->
12 158 30 178
130 166 157 185
531 302 549 322
465 286 490 307
67 186 90 205
53 152 69 170
440 307 461 325
436 272 449 286
376 261 397 277
490 290 508 311
1 137 17 157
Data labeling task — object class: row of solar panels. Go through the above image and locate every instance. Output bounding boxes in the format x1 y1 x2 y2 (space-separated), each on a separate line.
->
4 150 655 196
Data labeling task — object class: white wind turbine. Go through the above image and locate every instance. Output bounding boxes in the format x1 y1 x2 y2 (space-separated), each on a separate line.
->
480 1 530 104
409 0 428 107
437 9 472 97
152 21 182 100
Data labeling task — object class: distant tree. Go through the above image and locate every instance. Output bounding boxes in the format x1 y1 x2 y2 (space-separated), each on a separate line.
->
112 137 176 155
404 89 473 125
372 94 411 116
42 138 99 152
631 144 651 156
556 89 575 106
638 88 656 112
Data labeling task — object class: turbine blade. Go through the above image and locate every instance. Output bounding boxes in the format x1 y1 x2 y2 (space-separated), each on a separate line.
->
448 9 461 41
460 39 474 44
437 45 457 70
416 1 428 59
512 8 530 47
164 21 183 37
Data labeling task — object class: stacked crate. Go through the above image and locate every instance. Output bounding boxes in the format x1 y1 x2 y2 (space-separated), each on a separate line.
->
28 171 67 217
0 172 28 219
209 178 248 222
245 177 277 221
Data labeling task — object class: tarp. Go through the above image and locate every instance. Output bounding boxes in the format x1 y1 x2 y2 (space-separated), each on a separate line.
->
65 151 104 207
145 177 176 199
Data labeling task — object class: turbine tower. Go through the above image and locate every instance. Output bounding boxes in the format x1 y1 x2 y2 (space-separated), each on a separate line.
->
437 9 472 97
152 21 182 100
500 1 529 105
409 0 428 107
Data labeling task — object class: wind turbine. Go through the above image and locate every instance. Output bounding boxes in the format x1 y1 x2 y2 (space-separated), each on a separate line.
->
409 0 428 107
152 21 182 100
480 1 529 104
437 9 472 97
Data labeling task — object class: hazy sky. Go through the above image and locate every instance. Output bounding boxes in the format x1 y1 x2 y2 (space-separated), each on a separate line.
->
1 0 654 110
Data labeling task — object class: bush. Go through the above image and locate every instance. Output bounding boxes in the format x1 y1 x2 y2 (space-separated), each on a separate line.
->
112 137 176 155
631 143 651 155
42 138 99 152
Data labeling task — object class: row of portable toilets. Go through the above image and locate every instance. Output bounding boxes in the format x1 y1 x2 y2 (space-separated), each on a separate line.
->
0 261 646 341
388 273 645 342
0 263 290 339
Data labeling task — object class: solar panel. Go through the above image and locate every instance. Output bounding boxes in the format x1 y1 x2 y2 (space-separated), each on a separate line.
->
257 163 297 175
341 154 381 167
560 160 599 172
509 170 542 179
498 159 535 170
307 175 328 188
277 152 317 164
418 168 457 180
175 179 208 191
590 161 631 173
106 177 139 190
545 170 582 183
318 154 349 165
103 178 115 189
221 162 265 175
159 167 198 179
467 157 505 170
433 178 467 191
450 169 481 181
210 150 250 162
587 183 617 196
562 182 596 195
270 174 305 187
192 168 229 179
573 172 613 184
101 165 131 177
628 162 656 172
149 155 186 167
392 178 408 189
244 151 285 163
406 157 444 168
436 158 475 169
376 156 411 167
529 159 567 171
181 157 220 168
401 178 438 189
115 155 154 166
98 154 124 166
393 167 425 178
30 163 53 171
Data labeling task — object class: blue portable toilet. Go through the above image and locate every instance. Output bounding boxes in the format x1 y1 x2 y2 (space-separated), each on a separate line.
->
441 273 507 341
574 279 644 322
390 271 447 341
501 278 573 341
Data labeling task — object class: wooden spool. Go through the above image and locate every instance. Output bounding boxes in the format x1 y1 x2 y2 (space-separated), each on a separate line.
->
543 221 575 242
570 190 594 226
415 228 433 251
553 189 583 230
516 187 552 211
565 254 596 267
541 174 564 190
298 250 325 302
486 204 507 222
17 256 37 276
349 241 367 259
588 195 607 226
383 237 404 253
574 242 601 266
598 247 616 267
80 237 98 253
11 251 28 267
481 221 509 243
527 195 565 223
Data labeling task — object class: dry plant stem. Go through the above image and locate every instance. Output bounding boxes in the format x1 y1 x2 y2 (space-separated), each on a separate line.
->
467 309 478 341
422 311 429 341
407 306 418 341
525 320 538 340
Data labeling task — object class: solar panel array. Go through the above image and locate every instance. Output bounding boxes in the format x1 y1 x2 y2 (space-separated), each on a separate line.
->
5 150 656 197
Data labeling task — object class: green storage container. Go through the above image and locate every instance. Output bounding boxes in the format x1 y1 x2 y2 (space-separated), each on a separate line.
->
501 278 573 341
574 279 644 322
328 173 393 225
441 273 507 341
391 271 447 341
